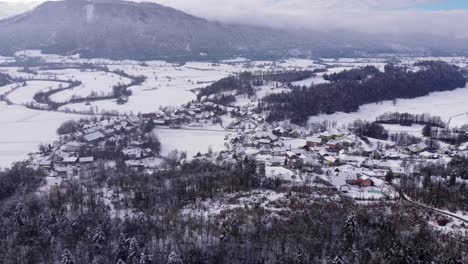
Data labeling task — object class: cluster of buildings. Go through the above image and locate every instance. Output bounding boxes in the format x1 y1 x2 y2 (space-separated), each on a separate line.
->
218 124 468 200
30 116 163 176
25 95 468 201
141 101 226 128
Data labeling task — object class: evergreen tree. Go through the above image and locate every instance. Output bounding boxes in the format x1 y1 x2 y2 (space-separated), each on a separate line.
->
116 233 128 262
385 170 395 184
61 249 75 264
127 237 139 264
184 248 204 264
167 251 183 264
423 174 431 189
145 119 155 133
422 124 433 137
274 247 287 264
332 256 345 264
13 203 25 227
92 226 106 250
294 250 305 264
139 247 152 264
448 173 457 187
344 211 358 248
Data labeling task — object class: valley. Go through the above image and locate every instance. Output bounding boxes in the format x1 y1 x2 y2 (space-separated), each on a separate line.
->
0 51 468 167
1 50 468 263
1 0 468 263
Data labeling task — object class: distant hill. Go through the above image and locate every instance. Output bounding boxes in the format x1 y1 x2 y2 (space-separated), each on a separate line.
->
0 0 320 60
0 0 466 60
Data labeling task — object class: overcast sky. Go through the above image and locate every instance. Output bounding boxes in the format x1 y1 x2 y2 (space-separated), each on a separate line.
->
3 0 468 39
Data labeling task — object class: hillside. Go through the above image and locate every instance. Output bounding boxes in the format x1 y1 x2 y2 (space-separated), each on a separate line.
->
0 0 318 60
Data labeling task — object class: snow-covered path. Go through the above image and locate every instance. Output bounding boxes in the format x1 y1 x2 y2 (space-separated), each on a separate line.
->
400 190 468 224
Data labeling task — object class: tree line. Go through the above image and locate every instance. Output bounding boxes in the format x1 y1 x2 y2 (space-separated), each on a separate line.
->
323 65 380 82
197 72 255 100
351 120 389 140
424 127 468 144
197 70 316 101
0 72 12 87
376 112 446 128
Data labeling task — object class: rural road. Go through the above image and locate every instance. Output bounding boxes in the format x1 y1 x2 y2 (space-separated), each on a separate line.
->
399 189 468 224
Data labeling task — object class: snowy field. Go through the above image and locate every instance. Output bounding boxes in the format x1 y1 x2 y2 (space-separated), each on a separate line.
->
309 85 468 127
153 128 230 158
0 102 83 168
59 62 231 114
0 82 22 97
49 69 132 103
1 50 468 168
57 59 327 114
292 76 329 87
0 66 40 79
7 80 64 106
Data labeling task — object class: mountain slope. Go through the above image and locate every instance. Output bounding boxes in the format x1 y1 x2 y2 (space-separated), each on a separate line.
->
0 0 316 60
0 0 466 60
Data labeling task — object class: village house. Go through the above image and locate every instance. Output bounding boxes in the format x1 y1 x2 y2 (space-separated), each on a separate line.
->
61 141 84 153
326 140 339 151
346 178 374 188
62 156 78 164
79 157 94 163
254 131 279 142
270 156 286 166
306 136 322 147
407 142 429 153
141 113 159 120
39 159 53 169
273 126 287 136
121 147 152 160
83 131 105 143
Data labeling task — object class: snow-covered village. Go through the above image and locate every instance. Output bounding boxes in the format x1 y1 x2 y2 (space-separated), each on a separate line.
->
1 1 468 262
1 47 468 263
0 46 465 261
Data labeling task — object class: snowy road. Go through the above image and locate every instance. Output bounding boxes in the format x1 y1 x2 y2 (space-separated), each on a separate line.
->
399 189 468 224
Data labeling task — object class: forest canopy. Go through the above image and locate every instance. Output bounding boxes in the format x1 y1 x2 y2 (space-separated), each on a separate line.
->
197 70 316 100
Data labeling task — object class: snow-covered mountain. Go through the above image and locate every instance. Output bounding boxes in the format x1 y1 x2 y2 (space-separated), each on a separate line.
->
0 0 466 60
0 0 321 60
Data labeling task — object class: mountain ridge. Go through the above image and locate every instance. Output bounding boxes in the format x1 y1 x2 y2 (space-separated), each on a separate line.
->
0 0 466 60
0 0 316 60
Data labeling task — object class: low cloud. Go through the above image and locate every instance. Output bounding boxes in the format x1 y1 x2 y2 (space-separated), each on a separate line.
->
2 0 468 39
146 0 468 39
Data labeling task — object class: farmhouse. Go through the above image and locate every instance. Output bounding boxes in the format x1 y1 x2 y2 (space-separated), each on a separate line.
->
84 131 105 142
306 136 322 147
79 157 94 163
62 156 78 164
61 141 84 152
346 179 374 187
407 142 428 153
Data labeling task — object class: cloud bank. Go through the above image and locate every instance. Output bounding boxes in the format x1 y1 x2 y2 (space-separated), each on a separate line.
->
146 0 468 39
2 0 468 40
